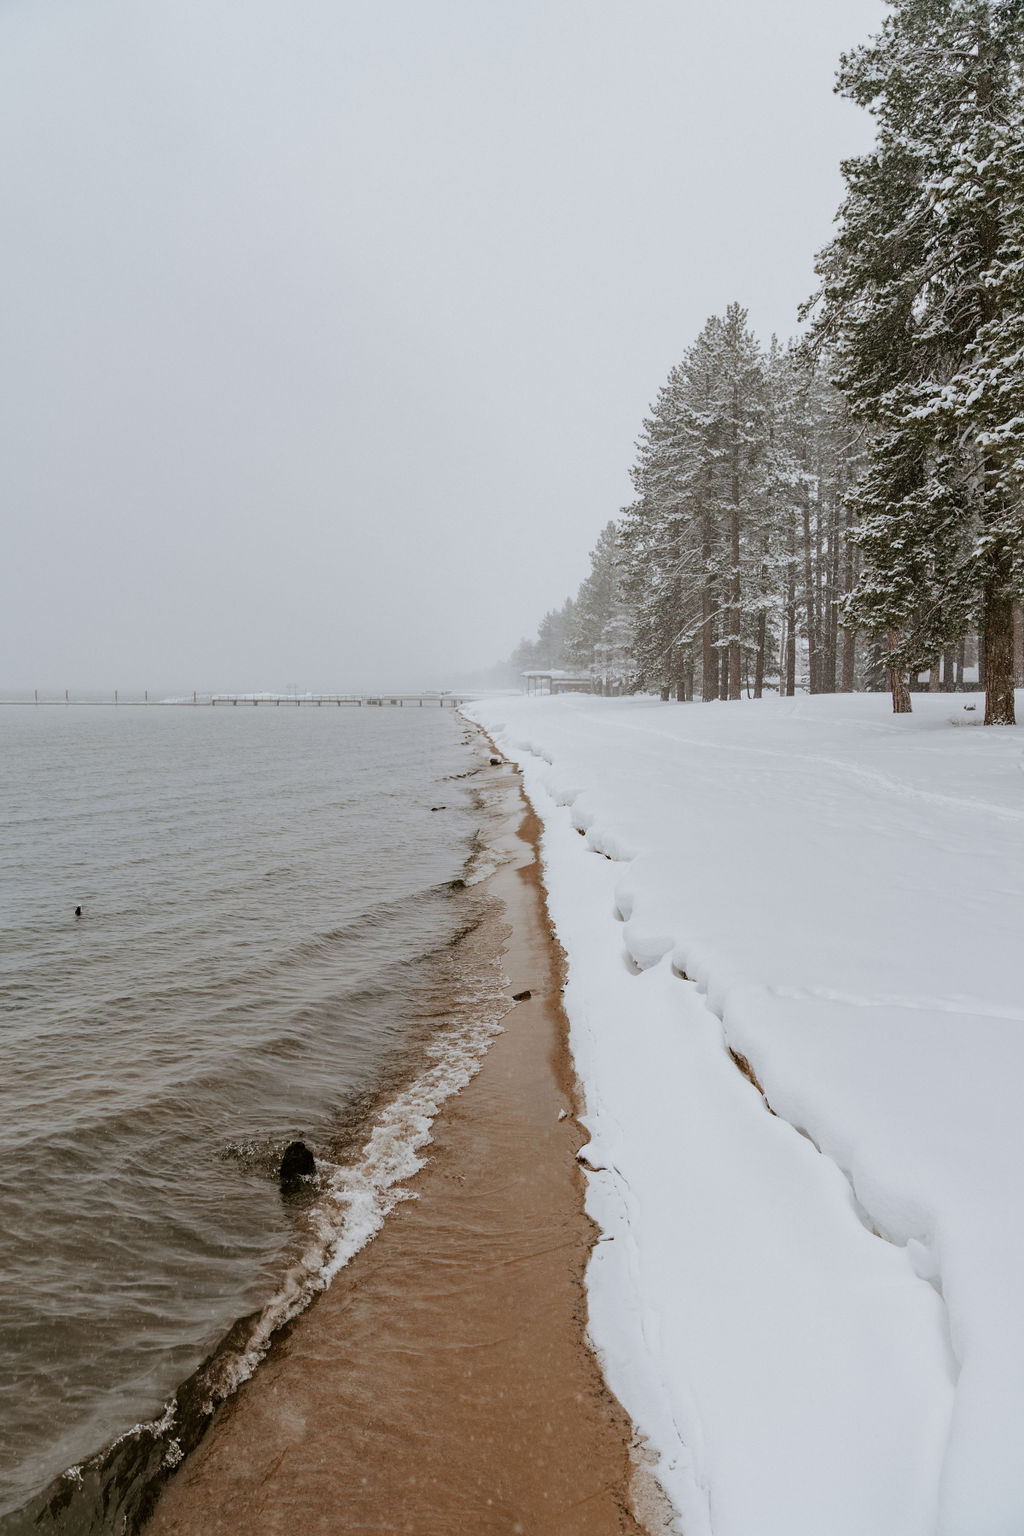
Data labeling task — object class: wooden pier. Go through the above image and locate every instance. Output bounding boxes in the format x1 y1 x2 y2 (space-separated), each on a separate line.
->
2 693 466 708
208 697 463 706
210 694 464 707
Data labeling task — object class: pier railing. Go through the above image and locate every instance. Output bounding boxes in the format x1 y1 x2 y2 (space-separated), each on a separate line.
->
2 692 466 708
209 694 465 707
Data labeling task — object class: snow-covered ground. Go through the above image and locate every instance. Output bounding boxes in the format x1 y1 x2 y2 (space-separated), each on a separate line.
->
464 690 1024 1536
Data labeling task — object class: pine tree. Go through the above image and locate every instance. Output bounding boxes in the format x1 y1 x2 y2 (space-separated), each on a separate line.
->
620 358 705 697
812 0 1024 722
716 306 772 698
769 344 868 695
566 522 633 691
622 306 771 701
509 598 576 679
534 599 575 669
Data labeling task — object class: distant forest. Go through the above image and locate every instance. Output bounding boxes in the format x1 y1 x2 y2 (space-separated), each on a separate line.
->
505 0 1024 726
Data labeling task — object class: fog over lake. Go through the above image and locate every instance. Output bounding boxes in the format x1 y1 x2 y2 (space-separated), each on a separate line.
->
0 0 883 694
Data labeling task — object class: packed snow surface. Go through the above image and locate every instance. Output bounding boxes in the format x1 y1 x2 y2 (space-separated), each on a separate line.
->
464 691 1024 1536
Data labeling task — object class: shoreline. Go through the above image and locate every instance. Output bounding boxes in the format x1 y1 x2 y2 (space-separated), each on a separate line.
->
142 753 654 1535
0 712 509 1529
0 718 508 1536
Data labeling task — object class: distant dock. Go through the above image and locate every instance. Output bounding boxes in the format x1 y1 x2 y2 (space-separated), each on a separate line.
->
210 694 466 707
2 692 467 708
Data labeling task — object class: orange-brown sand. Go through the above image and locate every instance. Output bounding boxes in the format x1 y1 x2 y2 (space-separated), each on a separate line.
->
144 771 647 1536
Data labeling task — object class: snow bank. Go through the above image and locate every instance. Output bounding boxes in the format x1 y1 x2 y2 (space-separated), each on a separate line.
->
464 690 1024 1536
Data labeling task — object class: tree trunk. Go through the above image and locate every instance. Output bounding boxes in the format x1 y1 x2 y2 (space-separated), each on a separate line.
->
956 639 966 691
984 562 1016 725
840 504 856 692
841 629 856 692
719 646 730 701
675 649 689 702
802 494 817 693
887 630 912 713
814 488 825 687
928 658 941 693
778 612 788 692
754 608 766 699
701 582 718 702
1014 601 1024 687
729 490 742 700
820 490 839 692
830 495 842 690
786 525 798 700
971 68 1011 724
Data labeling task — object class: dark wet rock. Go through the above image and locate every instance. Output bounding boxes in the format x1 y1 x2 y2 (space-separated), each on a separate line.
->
430 805 446 811
489 756 501 766
74 906 82 917
512 989 532 1001
449 877 467 890
279 1141 316 1183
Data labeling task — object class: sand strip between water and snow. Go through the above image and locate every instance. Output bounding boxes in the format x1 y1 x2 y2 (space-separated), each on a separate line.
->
144 762 656 1536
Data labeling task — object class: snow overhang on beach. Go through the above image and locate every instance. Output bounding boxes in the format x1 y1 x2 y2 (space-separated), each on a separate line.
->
464 689 1024 1536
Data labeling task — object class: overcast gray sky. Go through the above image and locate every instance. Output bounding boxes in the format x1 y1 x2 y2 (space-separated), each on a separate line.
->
0 0 885 694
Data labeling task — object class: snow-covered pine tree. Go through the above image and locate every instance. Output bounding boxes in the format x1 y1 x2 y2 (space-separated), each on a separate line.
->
509 597 577 679
812 0 1024 722
566 522 634 692
716 306 772 698
768 343 868 695
622 307 772 701
620 358 709 697
535 599 575 669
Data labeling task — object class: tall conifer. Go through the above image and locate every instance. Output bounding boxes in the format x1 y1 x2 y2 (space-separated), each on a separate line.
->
813 0 1024 722
622 306 770 700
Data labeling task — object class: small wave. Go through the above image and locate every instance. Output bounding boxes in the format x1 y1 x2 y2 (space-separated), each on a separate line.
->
1 935 511 1536
194 877 484 988
0 715 522 1533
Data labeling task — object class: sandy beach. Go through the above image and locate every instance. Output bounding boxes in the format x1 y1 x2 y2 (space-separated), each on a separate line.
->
143 761 651 1536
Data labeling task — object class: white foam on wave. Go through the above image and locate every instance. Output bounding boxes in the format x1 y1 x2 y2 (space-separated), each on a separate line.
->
139 733 518 1467
462 817 516 888
76 911 512 1483
185 955 511 1430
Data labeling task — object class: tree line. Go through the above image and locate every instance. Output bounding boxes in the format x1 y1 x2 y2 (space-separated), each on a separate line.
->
510 0 1024 724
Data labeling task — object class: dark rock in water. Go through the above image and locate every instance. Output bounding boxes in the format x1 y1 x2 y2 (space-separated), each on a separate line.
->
512 989 532 1001
430 804 446 811
450 877 467 890
489 756 501 766
74 906 82 917
279 1141 316 1182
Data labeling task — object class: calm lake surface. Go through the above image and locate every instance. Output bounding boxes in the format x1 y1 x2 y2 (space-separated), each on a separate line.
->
0 703 504 1527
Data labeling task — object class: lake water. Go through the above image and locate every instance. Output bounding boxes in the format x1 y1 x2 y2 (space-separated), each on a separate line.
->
0 702 507 1531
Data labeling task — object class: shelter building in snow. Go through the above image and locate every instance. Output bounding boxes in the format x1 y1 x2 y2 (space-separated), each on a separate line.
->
521 669 594 696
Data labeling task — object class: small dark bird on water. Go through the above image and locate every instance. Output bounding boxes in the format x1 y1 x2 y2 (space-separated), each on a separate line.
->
74 906 82 918
279 1140 316 1184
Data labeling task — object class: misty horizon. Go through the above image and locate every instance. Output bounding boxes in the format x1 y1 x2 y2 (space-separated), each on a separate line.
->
0 681 498 700
1 0 885 692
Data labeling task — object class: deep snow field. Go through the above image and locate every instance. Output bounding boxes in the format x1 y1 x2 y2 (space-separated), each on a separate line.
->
464 690 1024 1536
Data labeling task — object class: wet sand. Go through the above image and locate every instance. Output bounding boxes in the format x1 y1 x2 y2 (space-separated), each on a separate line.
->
145 769 648 1536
